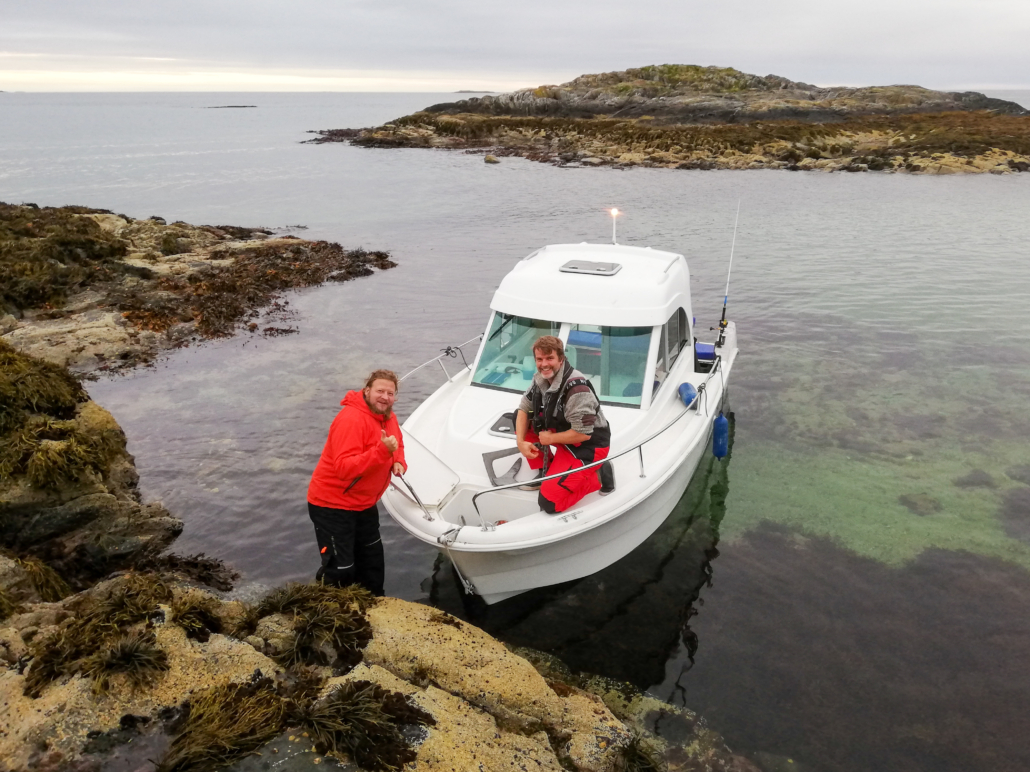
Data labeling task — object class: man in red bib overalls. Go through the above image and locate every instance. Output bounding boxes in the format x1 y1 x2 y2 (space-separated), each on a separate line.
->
514 336 612 514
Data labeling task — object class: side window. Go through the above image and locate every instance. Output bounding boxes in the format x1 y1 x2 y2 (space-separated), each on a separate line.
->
665 308 688 367
567 324 653 407
654 325 668 395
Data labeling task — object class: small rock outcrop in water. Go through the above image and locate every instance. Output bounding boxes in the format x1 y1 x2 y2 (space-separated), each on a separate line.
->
309 64 1030 174
0 203 397 373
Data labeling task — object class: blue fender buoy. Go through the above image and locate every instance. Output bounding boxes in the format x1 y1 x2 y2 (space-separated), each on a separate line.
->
678 383 698 407
712 412 729 459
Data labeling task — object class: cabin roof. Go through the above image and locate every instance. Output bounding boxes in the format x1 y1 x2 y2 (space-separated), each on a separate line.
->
490 243 692 327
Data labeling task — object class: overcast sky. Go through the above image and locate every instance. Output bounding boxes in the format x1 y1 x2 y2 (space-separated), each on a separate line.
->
2 0 1028 92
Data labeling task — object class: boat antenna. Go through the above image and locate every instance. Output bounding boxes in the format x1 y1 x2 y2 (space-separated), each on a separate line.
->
609 208 620 245
717 201 741 347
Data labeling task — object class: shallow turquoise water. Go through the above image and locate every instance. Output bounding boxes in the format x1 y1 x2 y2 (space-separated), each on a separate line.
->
2 92 1030 772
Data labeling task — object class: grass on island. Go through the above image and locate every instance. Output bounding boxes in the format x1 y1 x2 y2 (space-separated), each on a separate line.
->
155 679 288 772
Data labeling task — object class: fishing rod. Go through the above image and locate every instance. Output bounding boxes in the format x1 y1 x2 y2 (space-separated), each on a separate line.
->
717 200 741 347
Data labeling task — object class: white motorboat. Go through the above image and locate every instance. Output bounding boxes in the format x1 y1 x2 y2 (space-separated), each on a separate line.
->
382 242 738 604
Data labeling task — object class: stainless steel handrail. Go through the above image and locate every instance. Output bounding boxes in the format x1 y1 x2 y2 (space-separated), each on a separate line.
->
469 355 724 530
399 335 483 382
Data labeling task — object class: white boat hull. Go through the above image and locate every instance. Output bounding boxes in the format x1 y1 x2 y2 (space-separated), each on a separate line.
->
381 242 738 604
443 416 715 603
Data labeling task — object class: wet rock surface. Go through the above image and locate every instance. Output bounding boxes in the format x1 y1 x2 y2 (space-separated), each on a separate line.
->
310 64 1030 175
1 203 397 374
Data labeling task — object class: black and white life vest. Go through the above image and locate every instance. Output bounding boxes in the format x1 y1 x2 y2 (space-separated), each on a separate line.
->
528 360 611 451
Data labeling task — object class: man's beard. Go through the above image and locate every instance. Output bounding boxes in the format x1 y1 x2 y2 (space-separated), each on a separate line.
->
364 394 392 417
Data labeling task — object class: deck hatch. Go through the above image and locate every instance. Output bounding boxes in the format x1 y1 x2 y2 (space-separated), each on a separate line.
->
559 260 622 276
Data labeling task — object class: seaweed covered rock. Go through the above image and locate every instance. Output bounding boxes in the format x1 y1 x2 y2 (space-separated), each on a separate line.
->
0 573 280 771
1 582 754 772
0 203 397 373
0 340 182 592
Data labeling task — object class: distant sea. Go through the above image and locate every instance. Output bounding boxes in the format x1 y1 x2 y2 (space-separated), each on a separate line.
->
983 89 1030 108
1 91 1029 772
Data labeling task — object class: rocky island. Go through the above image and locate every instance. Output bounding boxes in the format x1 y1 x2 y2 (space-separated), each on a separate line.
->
311 64 1030 174
1 204 754 771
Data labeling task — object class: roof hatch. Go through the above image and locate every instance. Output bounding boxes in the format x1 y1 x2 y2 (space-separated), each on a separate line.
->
559 260 622 276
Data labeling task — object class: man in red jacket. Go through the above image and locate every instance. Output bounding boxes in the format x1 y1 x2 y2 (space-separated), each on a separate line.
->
307 369 406 595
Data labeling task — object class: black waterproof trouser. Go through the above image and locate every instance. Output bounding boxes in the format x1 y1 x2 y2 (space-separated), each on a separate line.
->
307 502 385 596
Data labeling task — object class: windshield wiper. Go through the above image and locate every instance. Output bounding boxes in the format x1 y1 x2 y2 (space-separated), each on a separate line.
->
488 314 516 342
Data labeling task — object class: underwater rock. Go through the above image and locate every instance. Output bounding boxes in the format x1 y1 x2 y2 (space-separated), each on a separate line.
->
953 469 997 488
1001 487 1030 543
898 493 943 516
1005 465 1030 486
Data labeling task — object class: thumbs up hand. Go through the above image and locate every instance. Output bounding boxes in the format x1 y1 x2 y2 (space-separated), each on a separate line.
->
381 429 399 453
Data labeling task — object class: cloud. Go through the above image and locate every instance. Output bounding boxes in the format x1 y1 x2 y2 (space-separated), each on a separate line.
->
1 0 1028 91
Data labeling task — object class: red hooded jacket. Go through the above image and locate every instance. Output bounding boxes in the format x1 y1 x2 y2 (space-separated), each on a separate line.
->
307 390 407 511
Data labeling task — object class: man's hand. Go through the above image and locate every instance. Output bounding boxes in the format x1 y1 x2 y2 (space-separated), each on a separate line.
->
538 430 557 446
392 462 405 476
518 439 540 459
381 430 399 453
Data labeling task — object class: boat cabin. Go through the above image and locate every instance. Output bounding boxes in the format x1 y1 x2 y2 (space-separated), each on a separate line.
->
470 243 699 411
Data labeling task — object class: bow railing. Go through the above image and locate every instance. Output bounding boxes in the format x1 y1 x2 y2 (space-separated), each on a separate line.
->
399 335 483 383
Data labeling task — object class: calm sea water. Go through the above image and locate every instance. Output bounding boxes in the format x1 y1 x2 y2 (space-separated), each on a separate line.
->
2 91 1030 772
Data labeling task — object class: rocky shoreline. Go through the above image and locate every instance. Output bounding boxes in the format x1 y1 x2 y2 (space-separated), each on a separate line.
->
310 64 1030 175
1 203 396 375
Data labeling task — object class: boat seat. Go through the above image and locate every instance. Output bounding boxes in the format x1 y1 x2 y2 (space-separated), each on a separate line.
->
695 341 716 373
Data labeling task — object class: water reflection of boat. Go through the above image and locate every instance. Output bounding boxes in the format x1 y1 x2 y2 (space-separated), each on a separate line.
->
426 414 734 689
383 243 738 604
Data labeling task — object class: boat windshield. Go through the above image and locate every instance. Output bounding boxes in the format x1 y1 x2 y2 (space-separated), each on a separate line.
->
566 324 653 407
472 313 560 393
